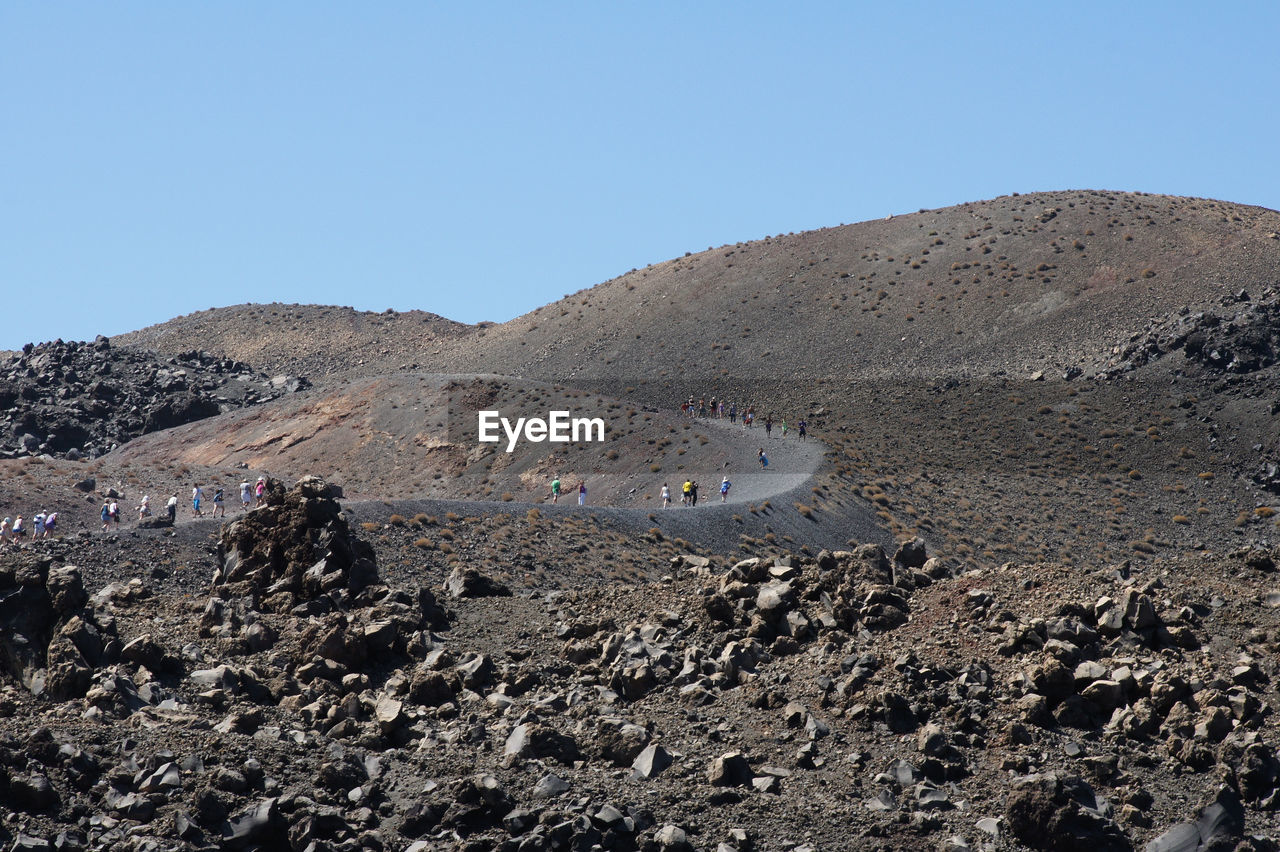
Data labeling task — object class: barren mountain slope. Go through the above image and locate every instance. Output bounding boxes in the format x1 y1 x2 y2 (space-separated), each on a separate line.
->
432 190 1280 398
103 192 1280 569
115 303 471 379
404 191 1279 569
113 192 1280 399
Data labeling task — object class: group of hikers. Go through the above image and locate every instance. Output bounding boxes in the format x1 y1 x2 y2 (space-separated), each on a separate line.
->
680 396 808 440
659 476 733 508
3 477 276 542
128 477 271 529
0 510 59 545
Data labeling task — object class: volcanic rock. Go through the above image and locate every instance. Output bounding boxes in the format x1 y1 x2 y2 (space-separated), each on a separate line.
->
212 476 379 612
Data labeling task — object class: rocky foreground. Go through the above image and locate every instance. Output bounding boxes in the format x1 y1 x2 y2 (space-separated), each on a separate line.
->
0 337 307 460
1 479 1279 850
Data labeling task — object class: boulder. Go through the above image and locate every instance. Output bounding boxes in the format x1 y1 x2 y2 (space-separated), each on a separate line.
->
213 476 381 612
631 744 673 780
444 566 512 599
707 751 754 787
893 537 928 569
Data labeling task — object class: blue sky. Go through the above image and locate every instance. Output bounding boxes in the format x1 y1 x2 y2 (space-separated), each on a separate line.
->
3 3 1276 351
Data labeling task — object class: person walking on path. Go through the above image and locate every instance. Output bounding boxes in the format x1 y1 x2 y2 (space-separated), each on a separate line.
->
138 495 151 520
551 477 561 503
577 481 587 505
758 448 769 469
798 419 808 441
729 402 737 424
100 501 111 532
166 494 178 523
33 511 46 539
720 477 731 503
212 488 225 518
240 481 252 512
42 512 57 538
660 484 671 509
682 479 692 506
191 486 203 518
690 481 700 507
12 516 24 543
764 415 773 438
254 477 267 507
109 500 120 528
781 419 788 438
0 517 9 547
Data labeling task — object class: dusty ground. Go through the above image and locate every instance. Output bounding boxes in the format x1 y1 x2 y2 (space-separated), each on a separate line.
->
2 481 1279 851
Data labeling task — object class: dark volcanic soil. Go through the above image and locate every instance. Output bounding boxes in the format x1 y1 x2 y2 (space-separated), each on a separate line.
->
2 480 1279 852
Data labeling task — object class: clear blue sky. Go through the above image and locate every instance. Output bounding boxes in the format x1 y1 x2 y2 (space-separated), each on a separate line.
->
3 3 1276 351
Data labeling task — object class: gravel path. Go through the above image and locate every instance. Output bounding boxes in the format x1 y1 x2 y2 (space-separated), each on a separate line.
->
62 420 890 559
343 422 891 556
688 416 826 506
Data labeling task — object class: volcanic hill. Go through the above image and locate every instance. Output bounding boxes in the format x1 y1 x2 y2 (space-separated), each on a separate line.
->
3 190 1280 852
113 190 1280 567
